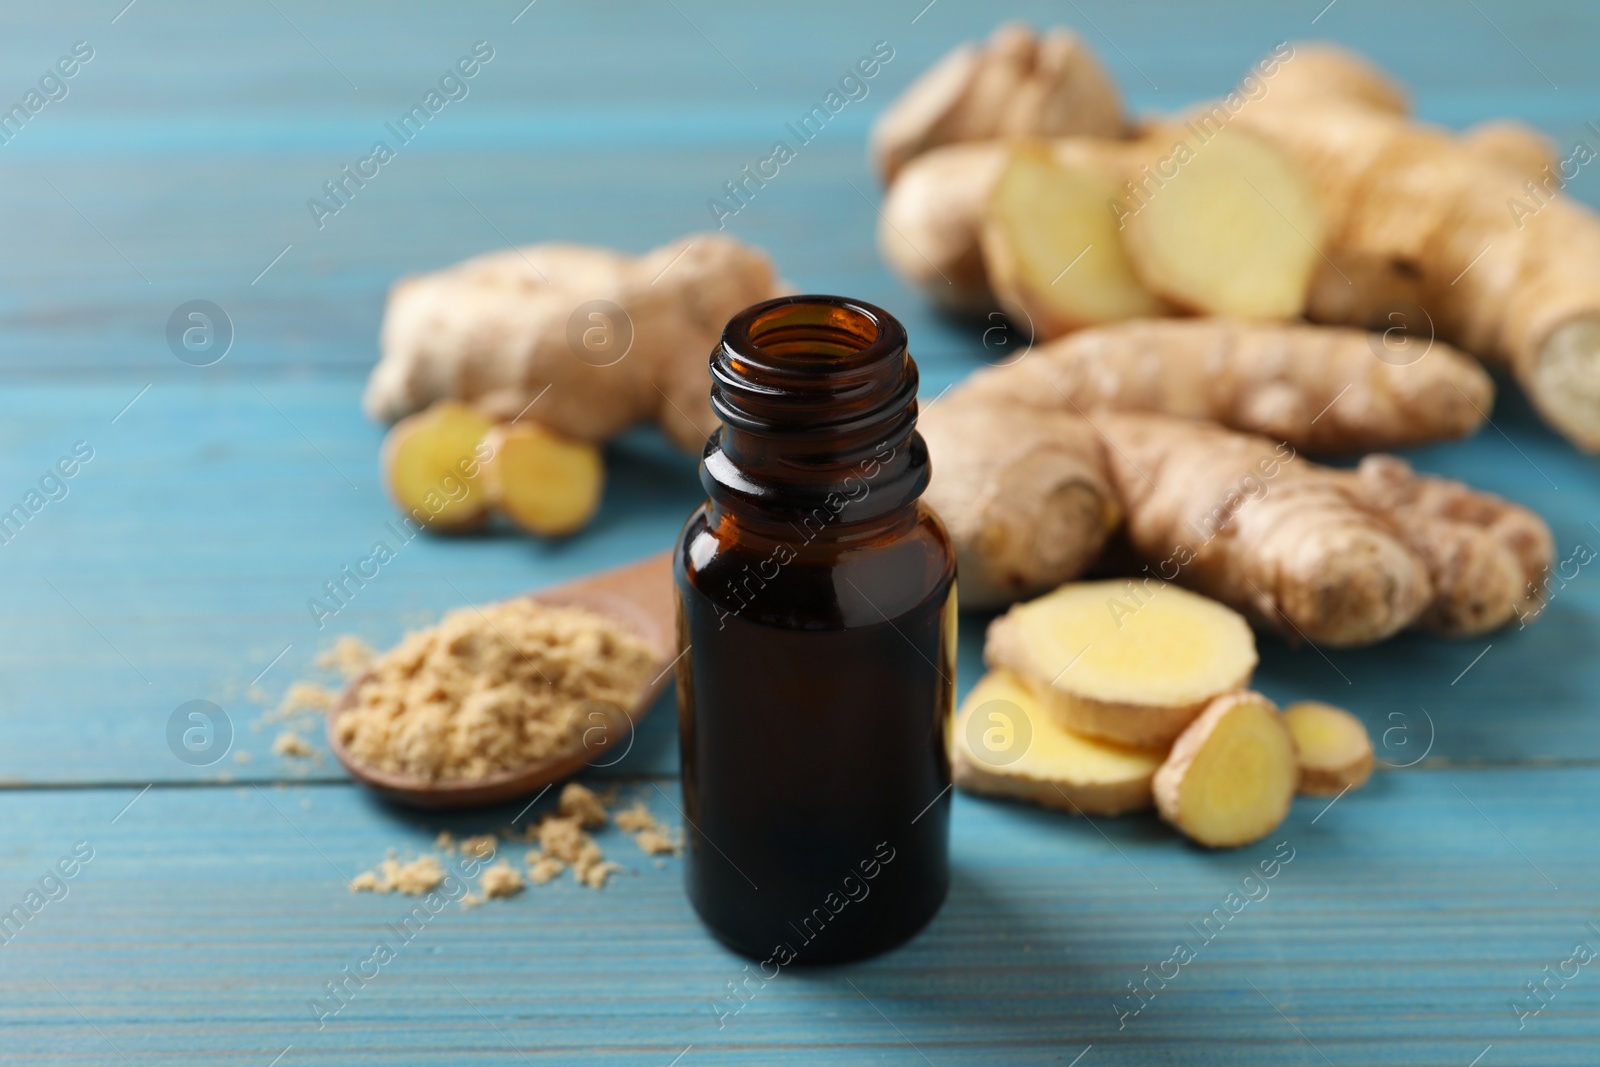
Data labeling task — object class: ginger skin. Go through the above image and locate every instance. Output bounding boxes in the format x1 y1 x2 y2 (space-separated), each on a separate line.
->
366 234 782 453
957 318 1494 453
1460 120 1559 184
1096 413 1434 647
1227 49 1600 450
920 401 1120 610
922 393 1552 636
871 22 1124 185
877 31 1600 449
1336 456 1552 636
880 142 1011 314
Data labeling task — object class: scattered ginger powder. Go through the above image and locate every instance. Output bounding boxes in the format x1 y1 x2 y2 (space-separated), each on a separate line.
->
334 599 656 782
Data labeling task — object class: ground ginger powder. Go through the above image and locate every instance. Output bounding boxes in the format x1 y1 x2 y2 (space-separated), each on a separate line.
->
333 599 656 782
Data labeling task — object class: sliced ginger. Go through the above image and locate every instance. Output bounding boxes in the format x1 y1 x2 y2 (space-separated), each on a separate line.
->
381 401 495 531
953 669 1161 816
483 422 605 537
983 142 1167 335
985 580 1257 748
1153 691 1298 848
1282 701 1374 795
1119 127 1321 320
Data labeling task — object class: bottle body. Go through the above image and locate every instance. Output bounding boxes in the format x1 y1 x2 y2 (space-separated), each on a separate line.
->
674 296 955 964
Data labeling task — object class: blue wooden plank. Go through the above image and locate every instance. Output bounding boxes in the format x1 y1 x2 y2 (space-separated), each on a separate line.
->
3 1 1600 375
0 371 1593 783
0 769 1593 1065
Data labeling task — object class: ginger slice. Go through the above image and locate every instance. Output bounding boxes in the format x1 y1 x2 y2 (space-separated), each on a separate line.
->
1531 316 1600 454
482 422 604 537
983 142 1168 337
1282 701 1374 795
1153 691 1298 848
381 401 495 531
952 670 1161 816
985 580 1258 748
1120 127 1321 320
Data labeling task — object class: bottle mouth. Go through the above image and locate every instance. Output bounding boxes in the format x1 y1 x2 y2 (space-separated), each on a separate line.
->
712 295 912 432
741 298 885 361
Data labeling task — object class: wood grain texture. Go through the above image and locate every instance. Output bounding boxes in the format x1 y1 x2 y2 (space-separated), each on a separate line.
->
0 379 1589 783
1 773 1594 1065
2 0 1599 1061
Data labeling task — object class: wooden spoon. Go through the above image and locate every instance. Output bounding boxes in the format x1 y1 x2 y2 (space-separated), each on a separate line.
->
326 551 677 809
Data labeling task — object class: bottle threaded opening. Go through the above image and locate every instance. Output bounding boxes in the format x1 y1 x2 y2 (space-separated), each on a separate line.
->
744 300 881 361
711 295 912 432
701 295 927 526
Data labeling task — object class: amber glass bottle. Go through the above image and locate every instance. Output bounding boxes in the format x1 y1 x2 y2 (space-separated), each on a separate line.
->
673 295 956 965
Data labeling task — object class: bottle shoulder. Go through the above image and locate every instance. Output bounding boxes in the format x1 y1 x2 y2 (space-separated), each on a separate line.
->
675 503 954 630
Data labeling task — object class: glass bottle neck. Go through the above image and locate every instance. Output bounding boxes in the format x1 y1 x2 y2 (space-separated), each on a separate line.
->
699 295 929 542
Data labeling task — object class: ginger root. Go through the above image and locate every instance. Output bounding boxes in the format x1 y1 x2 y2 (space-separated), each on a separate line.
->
921 393 1549 628
952 669 1160 816
1282 700 1373 795
870 22 1124 185
1228 49 1600 450
482 423 605 538
1255 42 1407 116
1153 690 1298 848
1097 413 1434 647
956 317 1493 453
1337 455 1552 636
380 401 496 531
366 234 781 453
920 401 1120 610
985 579 1258 748
1460 120 1559 184
883 126 1319 327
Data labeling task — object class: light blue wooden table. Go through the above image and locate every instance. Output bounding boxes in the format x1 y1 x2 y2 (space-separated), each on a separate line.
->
3 1 1598 1063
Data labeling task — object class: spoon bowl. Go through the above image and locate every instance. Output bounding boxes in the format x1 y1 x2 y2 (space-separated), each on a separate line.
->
325 552 676 809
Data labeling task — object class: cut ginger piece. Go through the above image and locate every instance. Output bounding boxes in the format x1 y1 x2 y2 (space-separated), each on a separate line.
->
482 422 604 537
1119 127 1321 319
952 669 1161 816
985 580 1257 748
983 141 1168 338
1282 701 1374 795
381 401 495 531
1153 691 1298 848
